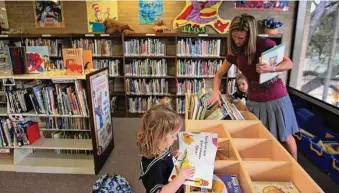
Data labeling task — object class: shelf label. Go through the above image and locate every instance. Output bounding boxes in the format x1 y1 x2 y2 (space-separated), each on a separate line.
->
85 34 95 37
0 149 10 153
100 34 110 37
42 34 51 37
198 34 208 37
52 78 75 83
0 34 8 37
258 34 269 37
146 33 155 36
9 114 24 122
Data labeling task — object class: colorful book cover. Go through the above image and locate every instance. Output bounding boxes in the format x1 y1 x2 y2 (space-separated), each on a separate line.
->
0 46 12 75
26 46 49 73
252 181 300 193
169 132 218 189
83 50 93 73
259 43 285 84
9 47 26 75
62 48 84 74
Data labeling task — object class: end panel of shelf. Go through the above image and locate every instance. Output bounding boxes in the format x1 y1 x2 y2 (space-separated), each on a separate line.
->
0 154 14 171
15 138 93 150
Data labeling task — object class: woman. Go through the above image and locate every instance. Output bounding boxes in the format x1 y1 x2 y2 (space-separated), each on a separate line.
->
208 14 299 160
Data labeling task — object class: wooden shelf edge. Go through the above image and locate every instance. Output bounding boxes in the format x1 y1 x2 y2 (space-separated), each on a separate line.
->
15 138 93 150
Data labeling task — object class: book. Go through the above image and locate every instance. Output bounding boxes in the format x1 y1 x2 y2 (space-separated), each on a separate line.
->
62 48 84 74
252 181 300 193
191 174 242 193
83 49 93 73
259 44 285 84
168 131 218 189
25 46 49 73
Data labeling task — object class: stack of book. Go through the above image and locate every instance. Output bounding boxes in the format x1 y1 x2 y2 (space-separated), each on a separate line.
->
188 89 244 120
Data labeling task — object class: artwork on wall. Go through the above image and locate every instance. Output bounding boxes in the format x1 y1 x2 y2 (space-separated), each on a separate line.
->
139 0 163 24
173 0 231 34
86 1 118 33
0 1 9 29
234 1 289 11
33 0 65 28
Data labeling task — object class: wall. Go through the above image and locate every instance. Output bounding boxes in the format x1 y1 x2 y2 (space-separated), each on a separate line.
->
6 1 296 82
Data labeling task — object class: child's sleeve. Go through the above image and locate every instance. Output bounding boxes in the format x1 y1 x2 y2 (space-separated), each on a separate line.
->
145 164 166 193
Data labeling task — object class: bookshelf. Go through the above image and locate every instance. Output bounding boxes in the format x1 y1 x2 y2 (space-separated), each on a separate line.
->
0 68 114 175
183 95 323 193
0 33 283 118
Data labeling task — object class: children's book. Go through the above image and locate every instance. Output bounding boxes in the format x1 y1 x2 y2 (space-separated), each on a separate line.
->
252 181 300 193
259 44 285 84
83 50 93 73
26 46 49 73
62 48 84 74
10 47 27 75
168 132 218 189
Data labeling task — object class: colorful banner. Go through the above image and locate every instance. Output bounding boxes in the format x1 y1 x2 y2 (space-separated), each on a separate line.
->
234 1 289 11
139 0 163 24
90 70 112 155
86 1 118 32
33 0 65 28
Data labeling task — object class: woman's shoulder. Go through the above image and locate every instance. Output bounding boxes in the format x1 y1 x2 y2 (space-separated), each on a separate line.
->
257 37 277 52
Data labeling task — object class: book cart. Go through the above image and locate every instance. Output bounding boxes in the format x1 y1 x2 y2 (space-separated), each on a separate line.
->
0 68 114 175
183 95 324 193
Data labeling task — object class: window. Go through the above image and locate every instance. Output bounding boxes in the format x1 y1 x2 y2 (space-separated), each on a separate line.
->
289 1 339 108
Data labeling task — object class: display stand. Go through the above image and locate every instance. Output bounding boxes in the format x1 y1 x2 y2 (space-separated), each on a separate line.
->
184 95 324 193
0 68 114 175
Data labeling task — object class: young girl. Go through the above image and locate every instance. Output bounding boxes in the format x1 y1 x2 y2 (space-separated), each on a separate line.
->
232 74 248 101
137 104 195 193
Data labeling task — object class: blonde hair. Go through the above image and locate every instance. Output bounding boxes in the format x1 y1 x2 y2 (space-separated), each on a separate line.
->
227 14 257 64
136 104 182 157
235 73 248 92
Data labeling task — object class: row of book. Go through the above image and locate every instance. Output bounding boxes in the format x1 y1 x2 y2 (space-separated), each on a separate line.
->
126 78 169 95
177 38 221 57
124 59 167 77
177 79 206 95
93 59 120 76
7 80 89 116
51 131 92 155
177 59 222 77
72 39 115 57
176 98 185 114
25 38 64 57
127 96 161 113
228 79 237 95
44 117 89 130
228 65 240 78
124 39 166 56
188 89 244 120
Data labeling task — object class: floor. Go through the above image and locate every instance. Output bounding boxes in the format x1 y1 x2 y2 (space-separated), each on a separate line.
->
0 118 338 193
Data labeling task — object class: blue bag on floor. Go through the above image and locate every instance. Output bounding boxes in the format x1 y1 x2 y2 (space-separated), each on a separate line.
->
92 173 132 193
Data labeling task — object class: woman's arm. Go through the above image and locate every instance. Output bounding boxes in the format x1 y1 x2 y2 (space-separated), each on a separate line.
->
213 59 232 92
256 56 293 73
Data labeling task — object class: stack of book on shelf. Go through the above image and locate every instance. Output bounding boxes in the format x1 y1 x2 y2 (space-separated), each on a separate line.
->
188 89 244 120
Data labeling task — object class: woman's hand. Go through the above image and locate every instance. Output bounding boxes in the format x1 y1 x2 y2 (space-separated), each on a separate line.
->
256 62 273 74
207 90 221 106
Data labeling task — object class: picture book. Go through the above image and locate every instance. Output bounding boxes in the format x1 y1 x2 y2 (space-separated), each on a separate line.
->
252 181 300 193
62 48 84 74
26 46 49 73
10 47 26 75
169 132 218 189
191 174 242 193
0 46 12 75
259 44 285 84
83 50 93 73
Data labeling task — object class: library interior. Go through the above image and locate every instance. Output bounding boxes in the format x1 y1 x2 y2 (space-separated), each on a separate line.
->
0 1 338 193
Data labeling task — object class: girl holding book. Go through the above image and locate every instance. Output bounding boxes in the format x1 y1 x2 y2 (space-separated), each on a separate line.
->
208 13 299 160
137 104 195 193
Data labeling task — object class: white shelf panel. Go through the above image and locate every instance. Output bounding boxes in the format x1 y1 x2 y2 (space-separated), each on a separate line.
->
15 151 94 174
0 154 14 171
8 110 89 118
15 138 93 150
0 107 7 116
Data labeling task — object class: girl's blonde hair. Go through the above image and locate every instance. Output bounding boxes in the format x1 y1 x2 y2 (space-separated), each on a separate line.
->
136 104 182 157
235 73 248 92
227 13 257 64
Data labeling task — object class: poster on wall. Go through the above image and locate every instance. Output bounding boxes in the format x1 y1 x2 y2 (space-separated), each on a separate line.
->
234 1 289 11
139 0 163 24
33 0 65 28
89 69 112 156
86 1 118 33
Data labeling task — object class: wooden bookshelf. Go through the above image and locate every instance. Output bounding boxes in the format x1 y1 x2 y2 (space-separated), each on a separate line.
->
0 68 114 174
0 33 282 117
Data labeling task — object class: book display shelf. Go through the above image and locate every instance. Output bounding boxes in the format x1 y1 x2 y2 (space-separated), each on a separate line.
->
0 33 282 118
0 68 114 175
184 96 324 193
